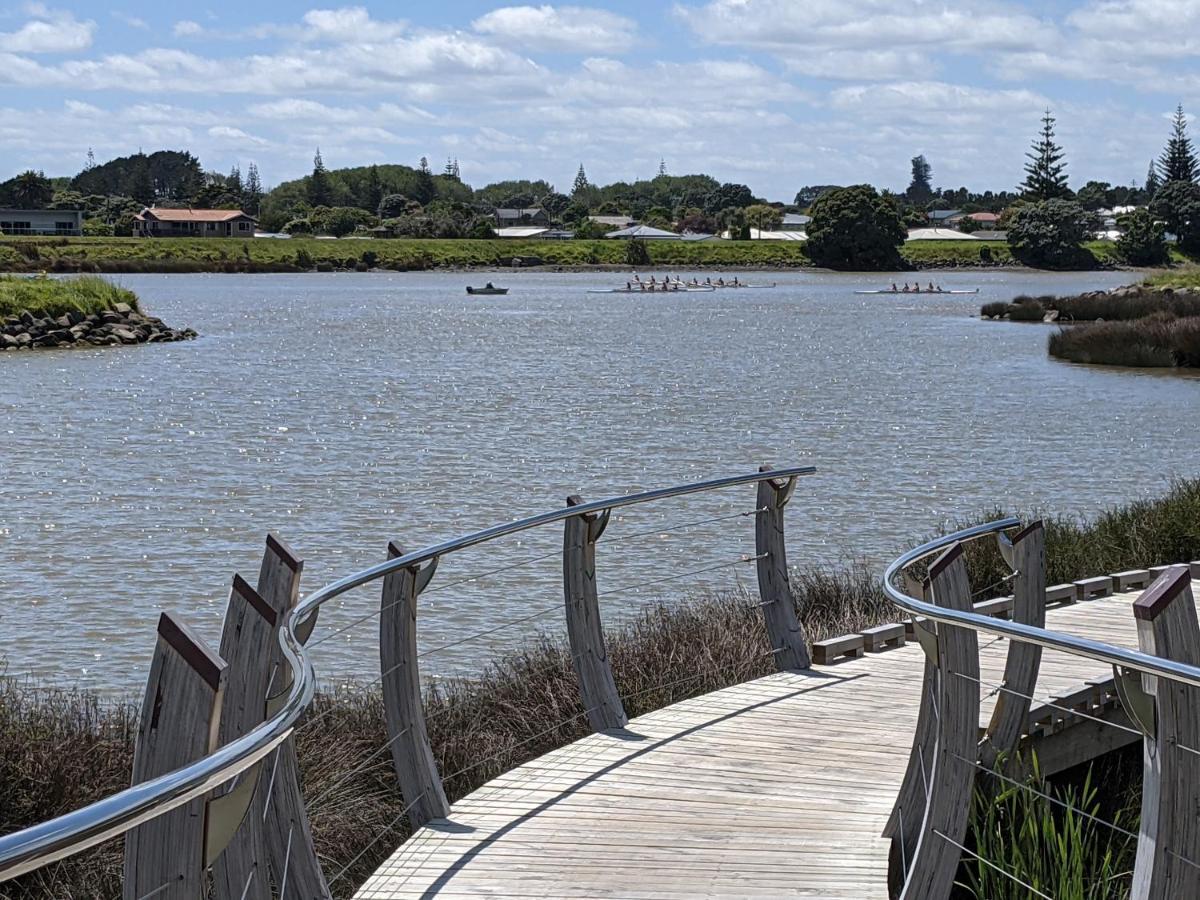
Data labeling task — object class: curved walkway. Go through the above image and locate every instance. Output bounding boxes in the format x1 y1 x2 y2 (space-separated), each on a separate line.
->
357 581 1180 899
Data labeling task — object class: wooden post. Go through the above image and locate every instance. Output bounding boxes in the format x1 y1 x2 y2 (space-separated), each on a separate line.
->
209 575 278 900
755 466 810 670
123 613 226 900
979 521 1046 770
256 534 331 900
380 542 449 827
900 543 980 900
563 496 628 731
884 634 937 879
1131 566 1200 900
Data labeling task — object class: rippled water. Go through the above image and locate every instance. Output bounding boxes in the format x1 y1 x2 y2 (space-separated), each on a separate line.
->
2 268 1196 693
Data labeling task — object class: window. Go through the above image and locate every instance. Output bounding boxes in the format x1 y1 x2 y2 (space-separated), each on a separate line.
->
238 221 251 231
55 221 75 232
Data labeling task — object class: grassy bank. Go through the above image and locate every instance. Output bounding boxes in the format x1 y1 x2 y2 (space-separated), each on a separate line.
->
0 235 1128 274
0 275 139 319
4 478 1200 897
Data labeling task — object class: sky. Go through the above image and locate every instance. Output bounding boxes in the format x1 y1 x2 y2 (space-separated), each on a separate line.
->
1 0 1197 200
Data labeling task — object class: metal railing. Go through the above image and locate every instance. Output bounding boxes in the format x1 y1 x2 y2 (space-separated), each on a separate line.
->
0 464 815 883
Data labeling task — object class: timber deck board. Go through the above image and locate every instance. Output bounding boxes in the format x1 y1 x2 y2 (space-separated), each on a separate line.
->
356 581 1195 899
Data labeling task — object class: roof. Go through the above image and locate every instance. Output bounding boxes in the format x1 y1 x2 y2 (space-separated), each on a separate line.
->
136 207 254 222
680 232 721 242
972 230 1007 241
748 228 807 241
494 226 550 238
966 212 1000 223
905 227 979 241
781 213 811 226
494 208 545 218
605 224 681 239
588 215 637 227
927 209 962 221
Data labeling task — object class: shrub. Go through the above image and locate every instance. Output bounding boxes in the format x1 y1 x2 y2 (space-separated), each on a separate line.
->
1116 208 1169 266
1150 180 1200 255
625 239 651 266
1008 301 1047 322
1007 200 1098 269
805 185 906 270
981 301 1009 318
360 249 378 268
294 248 315 269
1048 317 1178 367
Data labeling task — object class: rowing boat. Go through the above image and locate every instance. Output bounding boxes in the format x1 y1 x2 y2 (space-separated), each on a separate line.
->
587 286 717 294
854 289 979 295
466 286 509 295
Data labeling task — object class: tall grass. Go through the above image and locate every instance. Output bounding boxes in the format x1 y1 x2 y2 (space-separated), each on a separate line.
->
1048 314 1200 367
0 275 139 319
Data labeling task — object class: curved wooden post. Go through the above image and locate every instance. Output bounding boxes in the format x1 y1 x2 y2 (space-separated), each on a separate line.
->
884 622 936 877
210 575 277 900
563 495 628 731
979 521 1046 770
256 534 331 900
123 613 226 900
381 542 449 827
754 466 810 671
900 543 980 900
1131 566 1200 900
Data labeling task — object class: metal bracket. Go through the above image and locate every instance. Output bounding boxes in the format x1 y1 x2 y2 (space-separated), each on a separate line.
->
914 619 938 663
1113 664 1156 739
996 531 1015 571
414 555 439 594
204 760 263 866
294 607 320 646
588 508 611 543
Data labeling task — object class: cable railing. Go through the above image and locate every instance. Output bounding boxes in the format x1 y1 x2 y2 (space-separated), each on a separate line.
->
0 464 815 894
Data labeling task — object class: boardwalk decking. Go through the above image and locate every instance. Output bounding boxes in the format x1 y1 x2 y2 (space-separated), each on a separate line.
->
357 582 1192 899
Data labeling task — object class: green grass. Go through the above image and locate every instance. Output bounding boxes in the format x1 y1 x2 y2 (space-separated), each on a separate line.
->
0 275 139 319
1146 267 1200 290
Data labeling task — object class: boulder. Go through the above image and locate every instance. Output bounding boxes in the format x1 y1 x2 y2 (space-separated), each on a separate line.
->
66 310 84 325
113 302 133 315
14 333 31 346
100 311 122 324
0 334 16 349
55 315 72 328
18 310 34 327
112 327 140 344
32 333 60 348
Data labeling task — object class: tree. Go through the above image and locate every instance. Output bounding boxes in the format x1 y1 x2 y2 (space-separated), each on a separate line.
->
1146 159 1163 197
1116 208 1170 266
84 148 96 171
657 158 667 178
308 148 332 207
905 155 933 205
377 193 409 219
1158 104 1198 184
4 170 54 208
624 239 650 266
244 163 263 215
442 157 461 181
310 205 377 237
794 185 841 208
572 164 591 198
1006 199 1096 268
413 156 436 205
540 191 571 219
227 164 243 198
703 182 754 214
744 203 783 232
1020 110 1071 201
1075 180 1112 211
805 185 906 270
1150 179 1200 254
124 156 155 205
365 164 383 212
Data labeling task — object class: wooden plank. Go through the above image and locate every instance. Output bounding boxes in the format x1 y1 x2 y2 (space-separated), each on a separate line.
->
1075 575 1114 601
973 596 1013 619
754 468 810 670
861 623 905 652
1046 583 1077 605
1113 569 1153 592
123 613 226 900
812 634 864 665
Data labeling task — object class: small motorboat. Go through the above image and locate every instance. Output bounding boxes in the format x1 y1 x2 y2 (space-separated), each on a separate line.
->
466 283 508 295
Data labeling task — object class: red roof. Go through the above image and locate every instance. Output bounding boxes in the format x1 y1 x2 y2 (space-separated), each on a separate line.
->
136 207 254 222
967 212 1000 223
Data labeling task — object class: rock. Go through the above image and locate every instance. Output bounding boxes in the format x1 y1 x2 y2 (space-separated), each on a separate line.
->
55 315 72 328
32 333 60 348
14 333 31 346
100 311 122 325
18 310 34 327
113 302 133 315
66 310 84 325
0 334 16 349
112 327 139 344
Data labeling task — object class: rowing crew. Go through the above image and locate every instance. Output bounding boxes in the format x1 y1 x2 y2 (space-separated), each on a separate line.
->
633 274 742 287
892 282 946 293
625 281 687 292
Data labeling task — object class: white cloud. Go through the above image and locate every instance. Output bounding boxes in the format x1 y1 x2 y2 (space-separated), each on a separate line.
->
208 125 270 146
112 12 148 30
473 5 637 53
299 7 407 42
0 7 94 53
172 20 203 37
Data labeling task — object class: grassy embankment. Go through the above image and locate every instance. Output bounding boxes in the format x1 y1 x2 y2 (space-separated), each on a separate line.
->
0 235 1130 274
0 275 139 319
3 479 1199 897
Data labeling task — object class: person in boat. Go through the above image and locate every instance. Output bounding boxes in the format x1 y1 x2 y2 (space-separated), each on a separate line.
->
626 281 632 291
891 282 899 292
928 282 936 292
485 281 494 289
704 277 712 285
717 277 725 286
732 276 740 286
901 282 910 292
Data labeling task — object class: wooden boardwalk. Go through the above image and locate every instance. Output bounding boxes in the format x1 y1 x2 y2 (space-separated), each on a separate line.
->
357 582 1190 899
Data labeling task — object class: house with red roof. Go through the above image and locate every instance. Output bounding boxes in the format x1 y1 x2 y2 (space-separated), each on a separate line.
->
133 207 257 238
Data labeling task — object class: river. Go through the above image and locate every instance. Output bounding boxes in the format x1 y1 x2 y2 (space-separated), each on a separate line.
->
2 268 1197 693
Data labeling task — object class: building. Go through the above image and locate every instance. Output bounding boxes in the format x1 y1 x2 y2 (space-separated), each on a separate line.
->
494 226 550 239
0 208 83 236
588 214 637 229
927 209 962 225
494 208 549 228
133 207 257 238
604 224 681 240
906 227 980 241
781 213 811 228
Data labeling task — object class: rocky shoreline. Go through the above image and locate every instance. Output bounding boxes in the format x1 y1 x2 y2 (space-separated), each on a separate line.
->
1 302 196 351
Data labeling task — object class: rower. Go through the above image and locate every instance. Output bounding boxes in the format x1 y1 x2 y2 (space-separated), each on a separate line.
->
891 282 898 292
927 282 935 292
485 281 494 289
902 282 910 292
626 282 632 290
732 276 739 286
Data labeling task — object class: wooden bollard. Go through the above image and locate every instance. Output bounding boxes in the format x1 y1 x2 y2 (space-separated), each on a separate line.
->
1131 566 1200 900
255 534 330 900
209 575 278 900
563 496 628 731
754 465 810 670
381 543 449 827
123 613 226 900
979 521 1046 770
900 543 979 900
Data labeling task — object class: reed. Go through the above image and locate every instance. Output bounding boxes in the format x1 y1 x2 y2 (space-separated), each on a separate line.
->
1048 314 1200 367
0 275 139 319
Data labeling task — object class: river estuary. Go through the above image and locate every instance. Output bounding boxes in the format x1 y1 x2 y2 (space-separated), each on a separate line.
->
2 268 1197 693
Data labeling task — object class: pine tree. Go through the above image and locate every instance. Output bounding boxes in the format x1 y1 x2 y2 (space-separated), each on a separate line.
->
1020 110 1070 200
244 162 263 215
308 148 332 207
657 158 667 177
451 158 460 179
84 147 96 171
414 156 436 205
1158 104 1198 184
366 164 383 211
227 164 243 196
1145 159 1162 198
906 155 933 204
572 164 590 197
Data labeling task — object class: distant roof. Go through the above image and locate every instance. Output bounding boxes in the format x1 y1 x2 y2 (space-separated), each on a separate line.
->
605 224 680 239
971 230 1008 241
906 227 979 241
136 207 254 222
966 212 1000 222
679 232 720 242
495 226 550 238
747 228 807 241
781 213 811 226
494 207 545 217
589 214 637 227
927 209 962 221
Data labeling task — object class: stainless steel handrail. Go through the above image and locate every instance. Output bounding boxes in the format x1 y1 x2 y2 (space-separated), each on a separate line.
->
883 517 1200 690
0 465 816 880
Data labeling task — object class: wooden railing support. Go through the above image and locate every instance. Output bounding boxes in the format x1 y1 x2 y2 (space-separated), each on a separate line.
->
123 613 226 900
256 534 331 900
563 495 628 731
979 521 1046 770
899 543 980 900
381 542 449 827
1131 566 1200 900
209 575 278 900
754 465 810 670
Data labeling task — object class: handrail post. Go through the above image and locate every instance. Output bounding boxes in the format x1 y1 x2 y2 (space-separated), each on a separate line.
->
380 542 449 827
899 543 980 900
754 464 810 670
1131 566 1200 899
123 613 227 900
979 520 1045 770
563 495 628 731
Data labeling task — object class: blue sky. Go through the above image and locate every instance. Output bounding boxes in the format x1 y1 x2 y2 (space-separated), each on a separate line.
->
1 1 1197 200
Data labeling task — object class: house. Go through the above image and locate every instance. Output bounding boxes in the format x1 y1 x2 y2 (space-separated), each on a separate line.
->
742 228 807 241
905 227 980 241
0 208 82 236
964 212 1000 226
133 207 257 238
927 209 962 225
604 224 681 240
588 214 637 229
493 208 549 228
781 213 811 227
495 226 550 239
